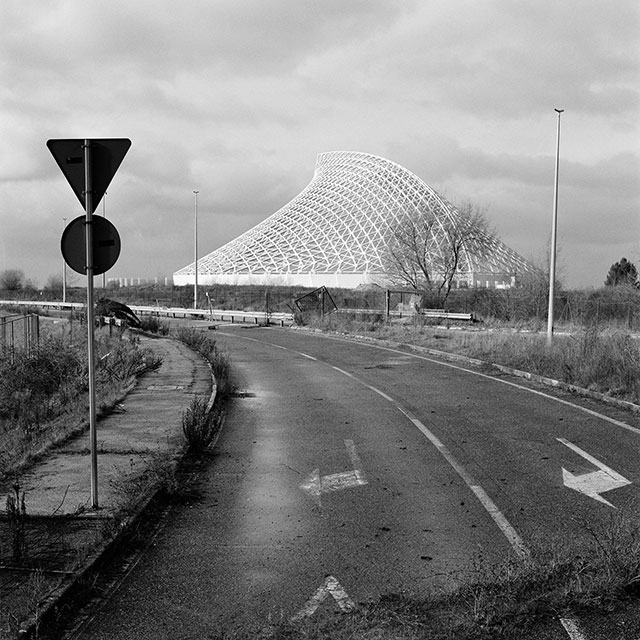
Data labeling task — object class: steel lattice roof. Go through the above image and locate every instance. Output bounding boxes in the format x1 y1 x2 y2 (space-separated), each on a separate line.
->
174 151 535 286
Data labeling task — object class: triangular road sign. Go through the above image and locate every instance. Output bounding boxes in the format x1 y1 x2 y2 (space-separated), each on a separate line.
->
47 138 131 213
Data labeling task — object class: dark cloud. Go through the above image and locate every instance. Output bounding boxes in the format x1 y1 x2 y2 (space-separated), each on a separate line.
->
0 0 637 289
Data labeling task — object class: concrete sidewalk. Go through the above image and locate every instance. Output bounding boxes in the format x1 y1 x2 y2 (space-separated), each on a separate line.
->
0 334 213 637
0 335 213 516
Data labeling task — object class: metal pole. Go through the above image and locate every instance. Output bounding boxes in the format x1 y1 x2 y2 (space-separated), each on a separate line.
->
101 192 107 289
62 217 67 303
546 109 563 345
84 140 99 509
193 190 199 310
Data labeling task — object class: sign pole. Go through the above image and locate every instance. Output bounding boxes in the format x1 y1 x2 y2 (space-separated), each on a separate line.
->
83 139 99 509
49 137 131 511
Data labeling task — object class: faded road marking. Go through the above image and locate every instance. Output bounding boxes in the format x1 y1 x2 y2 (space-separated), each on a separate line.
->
291 575 355 621
300 440 368 505
560 617 588 639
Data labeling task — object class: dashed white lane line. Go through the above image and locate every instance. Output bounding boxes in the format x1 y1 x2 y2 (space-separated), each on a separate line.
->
332 359 529 559
395 405 529 560
348 341 640 437
226 335 531 559
220 333 589 634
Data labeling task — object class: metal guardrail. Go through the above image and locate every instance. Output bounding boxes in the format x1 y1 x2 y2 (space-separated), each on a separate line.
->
0 301 294 327
1 300 474 324
338 308 474 322
130 304 293 326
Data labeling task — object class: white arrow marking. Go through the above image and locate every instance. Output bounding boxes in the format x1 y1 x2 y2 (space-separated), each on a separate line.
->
558 438 630 508
300 440 367 504
290 575 355 621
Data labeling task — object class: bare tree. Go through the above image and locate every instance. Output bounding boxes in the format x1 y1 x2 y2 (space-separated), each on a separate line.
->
383 201 491 306
0 269 25 291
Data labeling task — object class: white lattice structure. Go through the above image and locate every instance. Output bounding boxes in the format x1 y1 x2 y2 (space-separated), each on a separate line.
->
173 151 536 288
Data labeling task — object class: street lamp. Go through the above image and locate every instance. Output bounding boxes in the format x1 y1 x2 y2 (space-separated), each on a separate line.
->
62 217 67 303
193 190 199 309
547 108 564 344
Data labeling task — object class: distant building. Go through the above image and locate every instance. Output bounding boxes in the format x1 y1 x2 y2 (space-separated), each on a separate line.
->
173 151 536 289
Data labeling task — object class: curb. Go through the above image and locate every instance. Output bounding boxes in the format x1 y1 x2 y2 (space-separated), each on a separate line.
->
16 343 219 639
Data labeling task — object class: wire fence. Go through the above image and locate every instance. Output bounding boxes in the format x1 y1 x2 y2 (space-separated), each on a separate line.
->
0 314 40 359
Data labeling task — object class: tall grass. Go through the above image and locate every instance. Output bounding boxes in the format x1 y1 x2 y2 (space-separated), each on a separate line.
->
174 327 232 401
0 324 163 480
174 328 231 452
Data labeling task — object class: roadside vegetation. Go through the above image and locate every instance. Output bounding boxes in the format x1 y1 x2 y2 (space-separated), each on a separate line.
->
0 318 162 481
174 327 232 452
260 511 640 639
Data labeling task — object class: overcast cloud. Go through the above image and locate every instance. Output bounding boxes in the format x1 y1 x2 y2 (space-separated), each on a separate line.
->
1 0 638 289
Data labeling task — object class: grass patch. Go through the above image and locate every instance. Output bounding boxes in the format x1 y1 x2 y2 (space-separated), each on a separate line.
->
174 327 233 401
0 323 163 481
108 450 180 507
181 396 225 453
137 314 171 335
174 328 231 453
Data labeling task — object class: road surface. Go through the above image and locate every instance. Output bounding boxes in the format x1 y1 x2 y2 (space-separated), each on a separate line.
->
59 327 640 639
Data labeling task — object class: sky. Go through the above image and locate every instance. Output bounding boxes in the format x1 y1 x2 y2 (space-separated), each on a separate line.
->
1 0 638 290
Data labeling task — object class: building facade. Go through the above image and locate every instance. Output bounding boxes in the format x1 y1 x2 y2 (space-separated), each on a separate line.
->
173 151 536 288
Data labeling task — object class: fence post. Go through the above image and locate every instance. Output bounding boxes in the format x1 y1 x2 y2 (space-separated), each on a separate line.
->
0 316 5 352
23 315 29 355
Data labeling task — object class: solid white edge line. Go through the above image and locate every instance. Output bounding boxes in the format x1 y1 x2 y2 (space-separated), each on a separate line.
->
227 330 640 438
363 342 640 437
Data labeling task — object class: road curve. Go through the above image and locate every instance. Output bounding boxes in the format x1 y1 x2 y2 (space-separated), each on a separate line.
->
63 327 640 639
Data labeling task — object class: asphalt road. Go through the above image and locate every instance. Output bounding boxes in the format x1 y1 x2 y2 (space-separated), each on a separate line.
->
60 326 640 639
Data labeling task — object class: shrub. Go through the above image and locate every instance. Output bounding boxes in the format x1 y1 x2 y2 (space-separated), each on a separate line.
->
138 315 170 335
174 328 232 400
181 396 219 452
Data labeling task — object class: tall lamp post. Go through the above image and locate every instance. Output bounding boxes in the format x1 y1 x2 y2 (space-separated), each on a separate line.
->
193 190 199 309
547 108 564 345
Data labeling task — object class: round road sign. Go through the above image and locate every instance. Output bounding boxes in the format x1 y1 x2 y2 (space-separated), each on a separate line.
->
61 215 121 275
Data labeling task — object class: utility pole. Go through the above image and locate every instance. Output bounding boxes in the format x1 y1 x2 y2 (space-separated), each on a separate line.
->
547 108 564 345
